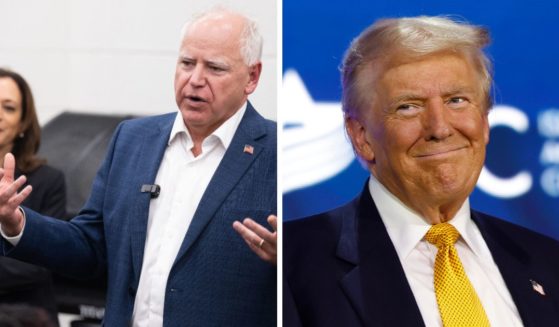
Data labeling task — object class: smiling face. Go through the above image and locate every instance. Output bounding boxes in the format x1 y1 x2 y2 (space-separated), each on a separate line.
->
0 77 23 155
174 12 261 142
346 52 489 221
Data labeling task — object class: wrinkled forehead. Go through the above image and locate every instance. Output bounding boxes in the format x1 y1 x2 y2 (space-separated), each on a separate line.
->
362 48 476 79
353 49 486 109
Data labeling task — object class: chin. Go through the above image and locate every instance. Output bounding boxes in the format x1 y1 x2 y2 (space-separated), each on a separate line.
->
438 178 476 200
183 112 208 124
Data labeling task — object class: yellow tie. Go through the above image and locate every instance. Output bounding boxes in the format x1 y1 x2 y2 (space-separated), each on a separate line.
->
424 223 490 327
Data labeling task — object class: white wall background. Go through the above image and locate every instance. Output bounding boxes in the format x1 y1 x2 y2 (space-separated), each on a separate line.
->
0 0 277 125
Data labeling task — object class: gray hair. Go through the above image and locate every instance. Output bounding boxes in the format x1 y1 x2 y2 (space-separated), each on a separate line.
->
341 16 492 117
180 7 263 66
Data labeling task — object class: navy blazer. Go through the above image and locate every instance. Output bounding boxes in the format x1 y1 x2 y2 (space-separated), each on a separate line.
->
4 103 277 327
284 183 559 327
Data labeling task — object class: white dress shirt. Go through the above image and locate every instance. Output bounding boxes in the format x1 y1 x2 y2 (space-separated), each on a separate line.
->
131 104 246 327
369 176 523 327
0 104 248 326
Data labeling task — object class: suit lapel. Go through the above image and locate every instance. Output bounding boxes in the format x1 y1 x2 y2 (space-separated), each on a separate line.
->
338 186 424 327
129 114 174 279
472 212 558 327
335 192 559 326
173 103 267 263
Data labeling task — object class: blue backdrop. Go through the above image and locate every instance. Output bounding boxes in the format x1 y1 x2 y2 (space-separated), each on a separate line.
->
282 0 559 240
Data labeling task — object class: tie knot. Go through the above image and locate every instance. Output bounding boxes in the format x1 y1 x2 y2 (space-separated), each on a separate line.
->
425 223 460 248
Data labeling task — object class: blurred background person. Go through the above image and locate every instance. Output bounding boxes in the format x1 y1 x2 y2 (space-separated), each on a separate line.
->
0 68 66 326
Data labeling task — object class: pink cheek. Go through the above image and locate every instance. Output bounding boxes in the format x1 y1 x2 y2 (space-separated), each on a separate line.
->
385 129 420 151
455 118 480 138
175 80 188 95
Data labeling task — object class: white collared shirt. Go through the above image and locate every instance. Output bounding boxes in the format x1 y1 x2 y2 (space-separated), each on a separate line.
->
131 103 246 327
369 176 523 327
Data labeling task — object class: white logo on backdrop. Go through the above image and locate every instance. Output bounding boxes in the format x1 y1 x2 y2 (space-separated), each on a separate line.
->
478 106 559 198
478 105 532 198
282 70 354 193
538 109 559 197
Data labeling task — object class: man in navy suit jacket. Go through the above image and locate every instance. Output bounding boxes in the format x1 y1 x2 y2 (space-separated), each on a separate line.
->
284 16 559 326
0 8 276 327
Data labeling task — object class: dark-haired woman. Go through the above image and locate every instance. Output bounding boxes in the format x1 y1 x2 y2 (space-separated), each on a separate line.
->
0 68 66 326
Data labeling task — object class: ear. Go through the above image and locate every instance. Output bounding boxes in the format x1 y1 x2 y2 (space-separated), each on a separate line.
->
345 116 375 162
244 62 262 95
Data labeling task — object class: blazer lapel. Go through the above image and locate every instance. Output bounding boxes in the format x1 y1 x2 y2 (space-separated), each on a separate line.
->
174 103 268 263
338 186 424 327
472 212 558 327
129 114 174 279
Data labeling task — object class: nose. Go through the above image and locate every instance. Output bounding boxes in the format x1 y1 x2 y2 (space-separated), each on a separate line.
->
189 64 206 87
423 100 452 141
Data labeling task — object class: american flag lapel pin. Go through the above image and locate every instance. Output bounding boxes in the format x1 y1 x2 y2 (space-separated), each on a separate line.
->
243 144 254 155
530 279 546 296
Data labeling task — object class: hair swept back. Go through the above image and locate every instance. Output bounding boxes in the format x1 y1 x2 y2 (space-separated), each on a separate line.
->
341 16 492 118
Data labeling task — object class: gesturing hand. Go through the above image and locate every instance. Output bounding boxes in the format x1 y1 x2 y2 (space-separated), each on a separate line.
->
233 215 277 265
0 153 32 236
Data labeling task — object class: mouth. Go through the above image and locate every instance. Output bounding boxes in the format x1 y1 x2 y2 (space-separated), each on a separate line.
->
185 95 207 103
414 146 468 158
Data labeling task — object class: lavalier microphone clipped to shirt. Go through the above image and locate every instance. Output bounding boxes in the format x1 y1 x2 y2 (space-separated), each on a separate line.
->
141 184 161 198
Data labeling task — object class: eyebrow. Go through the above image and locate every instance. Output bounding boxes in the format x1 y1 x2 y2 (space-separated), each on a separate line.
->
179 56 230 69
441 86 478 96
389 86 478 105
206 60 229 68
390 93 422 104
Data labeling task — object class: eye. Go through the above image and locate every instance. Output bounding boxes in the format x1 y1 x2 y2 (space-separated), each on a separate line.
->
209 65 226 73
2 104 17 112
447 97 468 109
395 103 422 116
181 59 195 68
397 104 414 110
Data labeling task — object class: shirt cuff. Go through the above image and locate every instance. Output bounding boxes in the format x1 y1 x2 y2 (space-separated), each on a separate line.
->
0 207 26 246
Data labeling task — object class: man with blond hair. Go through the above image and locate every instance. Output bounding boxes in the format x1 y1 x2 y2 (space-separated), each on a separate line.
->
284 16 559 326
